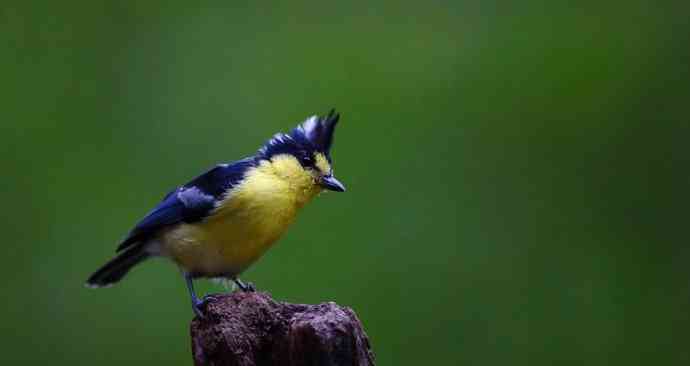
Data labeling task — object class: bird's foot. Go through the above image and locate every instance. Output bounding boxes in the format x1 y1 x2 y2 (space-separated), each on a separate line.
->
192 294 221 318
234 278 256 292
192 298 206 318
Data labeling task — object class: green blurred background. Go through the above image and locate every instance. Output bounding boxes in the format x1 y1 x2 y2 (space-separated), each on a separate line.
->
2 1 689 365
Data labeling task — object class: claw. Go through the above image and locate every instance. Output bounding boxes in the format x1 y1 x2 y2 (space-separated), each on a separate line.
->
192 293 224 318
202 294 220 302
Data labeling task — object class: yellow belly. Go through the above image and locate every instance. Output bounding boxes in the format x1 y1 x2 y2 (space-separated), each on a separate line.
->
160 158 321 276
161 209 295 276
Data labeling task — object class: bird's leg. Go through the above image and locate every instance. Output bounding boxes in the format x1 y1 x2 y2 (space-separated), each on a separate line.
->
185 273 205 318
233 277 256 292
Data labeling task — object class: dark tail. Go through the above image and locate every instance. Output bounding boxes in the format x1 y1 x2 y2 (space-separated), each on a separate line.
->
86 245 150 288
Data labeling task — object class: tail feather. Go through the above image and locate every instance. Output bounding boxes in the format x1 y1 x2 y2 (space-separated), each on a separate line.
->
86 246 150 288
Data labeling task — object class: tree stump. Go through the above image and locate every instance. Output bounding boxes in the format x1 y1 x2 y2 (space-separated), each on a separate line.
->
190 291 375 366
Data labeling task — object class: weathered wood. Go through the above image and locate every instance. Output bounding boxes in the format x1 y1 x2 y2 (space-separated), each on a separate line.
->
190 291 375 366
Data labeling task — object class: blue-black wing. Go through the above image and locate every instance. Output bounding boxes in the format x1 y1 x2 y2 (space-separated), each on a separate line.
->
116 158 255 252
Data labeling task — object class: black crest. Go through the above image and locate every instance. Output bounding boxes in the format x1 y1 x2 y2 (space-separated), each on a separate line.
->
259 109 340 165
300 109 340 154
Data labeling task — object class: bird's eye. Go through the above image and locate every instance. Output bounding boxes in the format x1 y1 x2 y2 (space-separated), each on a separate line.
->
299 153 314 166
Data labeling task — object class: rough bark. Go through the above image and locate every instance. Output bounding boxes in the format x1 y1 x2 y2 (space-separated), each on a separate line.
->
190 291 375 366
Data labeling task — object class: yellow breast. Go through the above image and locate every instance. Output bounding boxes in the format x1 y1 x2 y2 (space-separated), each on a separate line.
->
161 155 322 276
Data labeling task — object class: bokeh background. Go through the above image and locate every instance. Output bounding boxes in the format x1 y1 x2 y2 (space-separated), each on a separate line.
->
2 1 689 365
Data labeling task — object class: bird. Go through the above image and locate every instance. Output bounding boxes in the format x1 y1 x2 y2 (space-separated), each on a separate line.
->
86 110 346 317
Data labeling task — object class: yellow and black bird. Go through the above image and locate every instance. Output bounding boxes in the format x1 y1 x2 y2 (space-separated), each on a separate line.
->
86 110 345 316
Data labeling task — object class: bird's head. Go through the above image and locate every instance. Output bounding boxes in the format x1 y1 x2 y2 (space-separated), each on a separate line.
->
257 109 346 195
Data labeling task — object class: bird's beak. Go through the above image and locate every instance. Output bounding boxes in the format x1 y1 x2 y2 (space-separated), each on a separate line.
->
320 175 346 192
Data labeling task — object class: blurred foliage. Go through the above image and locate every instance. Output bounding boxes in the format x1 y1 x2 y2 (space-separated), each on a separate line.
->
1 1 689 365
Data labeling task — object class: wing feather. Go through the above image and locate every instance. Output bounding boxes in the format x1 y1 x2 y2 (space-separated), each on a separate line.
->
116 158 255 252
